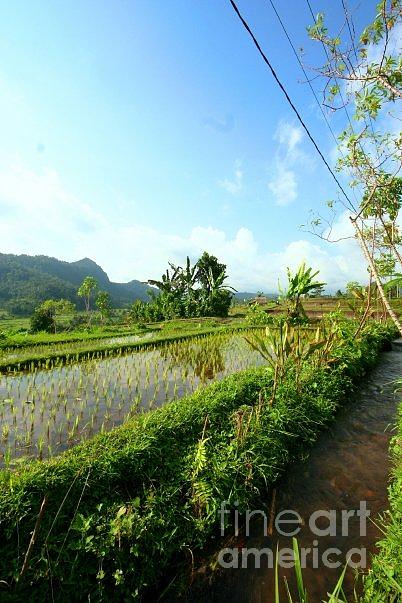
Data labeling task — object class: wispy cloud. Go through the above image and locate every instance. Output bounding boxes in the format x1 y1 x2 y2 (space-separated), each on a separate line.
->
274 120 303 156
268 120 307 206
268 164 298 206
0 162 368 291
218 160 243 195
267 119 318 206
202 113 235 133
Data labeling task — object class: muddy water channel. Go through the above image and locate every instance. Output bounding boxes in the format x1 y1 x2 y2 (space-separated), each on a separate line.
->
193 345 402 602
0 331 265 465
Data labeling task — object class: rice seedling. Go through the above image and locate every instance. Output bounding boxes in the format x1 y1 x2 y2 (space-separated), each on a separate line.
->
0 330 267 465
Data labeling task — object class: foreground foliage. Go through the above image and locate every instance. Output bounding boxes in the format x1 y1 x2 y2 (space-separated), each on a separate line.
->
361 399 402 601
0 321 394 600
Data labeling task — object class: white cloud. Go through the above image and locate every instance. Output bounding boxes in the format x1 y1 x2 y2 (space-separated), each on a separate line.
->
274 121 303 156
218 160 243 194
0 162 369 292
268 120 315 206
0 164 106 253
268 165 298 206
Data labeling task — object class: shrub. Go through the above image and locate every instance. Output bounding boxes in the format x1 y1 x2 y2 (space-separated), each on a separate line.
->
245 302 273 325
29 307 54 333
0 322 394 600
361 404 402 601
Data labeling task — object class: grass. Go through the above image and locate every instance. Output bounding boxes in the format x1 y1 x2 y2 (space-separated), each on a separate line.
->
0 329 266 464
0 322 261 373
0 324 149 349
0 321 393 601
360 399 402 601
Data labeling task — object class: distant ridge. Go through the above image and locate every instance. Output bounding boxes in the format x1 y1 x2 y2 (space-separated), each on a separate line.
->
0 253 154 315
234 291 277 301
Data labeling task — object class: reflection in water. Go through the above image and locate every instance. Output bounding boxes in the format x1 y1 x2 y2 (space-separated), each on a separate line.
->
0 333 156 364
189 348 402 602
0 331 265 465
159 337 225 381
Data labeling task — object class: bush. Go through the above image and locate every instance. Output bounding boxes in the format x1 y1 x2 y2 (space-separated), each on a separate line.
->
29 308 54 333
0 323 394 600
245 302 273 326
361 403 402 601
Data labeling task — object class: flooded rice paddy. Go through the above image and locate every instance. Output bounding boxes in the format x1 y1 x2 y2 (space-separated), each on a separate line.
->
0 332 156 365
0 330 265 465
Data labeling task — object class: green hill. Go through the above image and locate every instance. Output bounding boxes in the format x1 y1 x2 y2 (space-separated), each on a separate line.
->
0 253 154 315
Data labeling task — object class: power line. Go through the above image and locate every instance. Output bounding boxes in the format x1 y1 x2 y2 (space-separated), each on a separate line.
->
339 0 380 157
228 0 355 211
267 0 339 147
266 0 359 208
306 0 382 195
305 0 355 131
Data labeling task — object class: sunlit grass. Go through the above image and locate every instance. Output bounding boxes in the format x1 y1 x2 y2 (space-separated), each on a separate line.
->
0 330 266 465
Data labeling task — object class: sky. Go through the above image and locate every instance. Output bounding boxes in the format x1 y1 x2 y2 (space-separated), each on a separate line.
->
0 0 396 292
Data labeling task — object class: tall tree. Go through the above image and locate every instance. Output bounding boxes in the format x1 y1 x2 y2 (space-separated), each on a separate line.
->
308 1 402 333
196 252 227 294
77 276 98 313
96 291 112 324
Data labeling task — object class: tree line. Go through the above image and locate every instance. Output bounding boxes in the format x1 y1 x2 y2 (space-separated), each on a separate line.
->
129 252 235 322
29 251 235 332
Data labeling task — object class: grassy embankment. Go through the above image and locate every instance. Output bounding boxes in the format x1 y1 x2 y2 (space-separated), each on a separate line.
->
0 321 394 601
2 295 401 373
361 401 402 601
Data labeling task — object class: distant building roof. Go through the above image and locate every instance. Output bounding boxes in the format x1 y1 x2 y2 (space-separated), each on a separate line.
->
249 296 269 305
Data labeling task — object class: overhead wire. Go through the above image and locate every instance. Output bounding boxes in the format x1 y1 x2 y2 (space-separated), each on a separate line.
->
267 0 359 208
306 0 385 207
228 0 356 211
339 0 381 157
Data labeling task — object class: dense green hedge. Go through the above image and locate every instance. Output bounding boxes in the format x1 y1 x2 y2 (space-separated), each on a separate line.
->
361 404 402 602
0 323 394 600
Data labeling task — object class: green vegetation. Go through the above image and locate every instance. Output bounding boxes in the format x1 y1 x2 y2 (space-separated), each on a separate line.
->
0 323 146 350
361 400 402 601
77 275 98 314
30 299 75 334
0 253 153 314
96 291 113 324
0 321 393 600
307 0 402 335
279 262 326 324
0 323 256 373
0 329 266 462
273 539 349 603
132 251 235 322
0 0 400 597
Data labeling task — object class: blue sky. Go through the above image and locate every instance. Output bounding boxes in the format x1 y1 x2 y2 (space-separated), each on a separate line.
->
0 0 386 291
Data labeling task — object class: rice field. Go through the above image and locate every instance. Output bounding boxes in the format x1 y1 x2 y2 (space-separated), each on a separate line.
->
0 330 266 466
0 332 156 366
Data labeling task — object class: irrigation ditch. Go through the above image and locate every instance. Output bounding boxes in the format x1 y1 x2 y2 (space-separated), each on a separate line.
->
187 340 402 601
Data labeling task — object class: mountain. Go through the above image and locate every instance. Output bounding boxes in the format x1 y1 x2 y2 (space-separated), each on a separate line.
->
0 253 155 315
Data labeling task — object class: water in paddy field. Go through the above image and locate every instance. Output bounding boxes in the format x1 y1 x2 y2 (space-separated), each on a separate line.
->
0 332 156 364
0 331 265 465
189 344 402 602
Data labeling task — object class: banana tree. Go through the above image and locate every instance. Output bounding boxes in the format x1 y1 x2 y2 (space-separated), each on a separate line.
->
147 264 181 294
280 263 326 323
